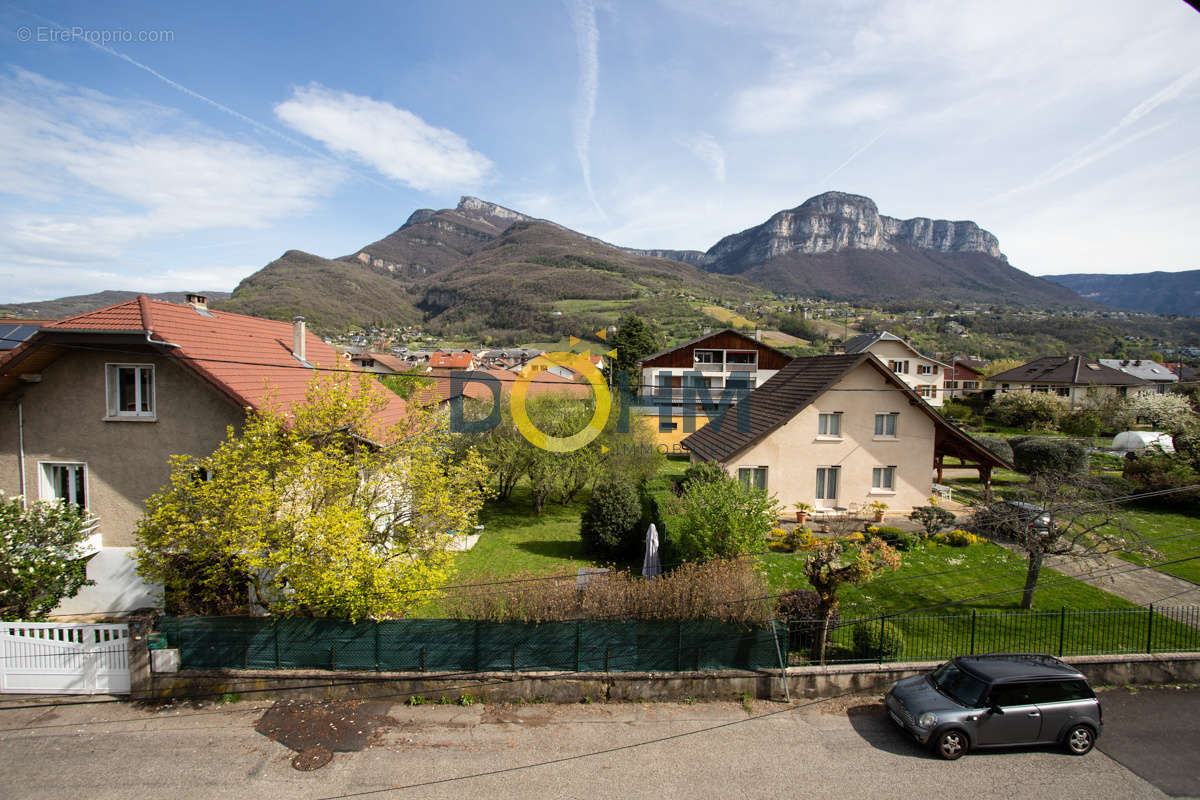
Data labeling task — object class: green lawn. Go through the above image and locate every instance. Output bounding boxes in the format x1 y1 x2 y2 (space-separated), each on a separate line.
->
1101 508 1200 585
422 454 1197 659
942 466 1028 504
449 484 600 584
763 539 1198 662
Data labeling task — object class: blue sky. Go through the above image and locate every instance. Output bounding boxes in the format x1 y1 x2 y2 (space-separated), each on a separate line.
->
1 0 1198 302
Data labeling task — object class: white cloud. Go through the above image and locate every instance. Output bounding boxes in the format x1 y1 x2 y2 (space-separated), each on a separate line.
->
728 0 1199 135
0 69 338 298
274 84 493 192
680 133 727 183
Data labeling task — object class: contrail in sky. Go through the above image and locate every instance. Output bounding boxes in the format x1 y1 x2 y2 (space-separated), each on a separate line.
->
567 0 606 219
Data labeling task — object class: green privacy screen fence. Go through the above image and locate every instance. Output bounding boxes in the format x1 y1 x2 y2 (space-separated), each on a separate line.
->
157 606 1200 673
155 617 783 673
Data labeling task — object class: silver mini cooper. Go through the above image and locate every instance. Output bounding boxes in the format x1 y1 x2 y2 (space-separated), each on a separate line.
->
885 654 1102 760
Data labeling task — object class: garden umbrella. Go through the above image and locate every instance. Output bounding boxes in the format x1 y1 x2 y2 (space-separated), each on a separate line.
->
642 523 661 579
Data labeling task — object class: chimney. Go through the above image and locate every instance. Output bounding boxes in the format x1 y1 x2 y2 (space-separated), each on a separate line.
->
754 327 762 342
186 293 208 310
293 316 306 362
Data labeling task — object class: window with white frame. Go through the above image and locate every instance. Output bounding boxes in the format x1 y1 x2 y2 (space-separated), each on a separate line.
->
817 411 842 437
888 359 910 374
872 466 896 491
41 462 87 509
917 364 936 375
815 466 839 503
874 412 898 437
737 467 767 491
106 363 155 419
918 384 937 399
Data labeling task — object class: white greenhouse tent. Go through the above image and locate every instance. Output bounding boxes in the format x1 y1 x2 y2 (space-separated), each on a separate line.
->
1111 431 1175 454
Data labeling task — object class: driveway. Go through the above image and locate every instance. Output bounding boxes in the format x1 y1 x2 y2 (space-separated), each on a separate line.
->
1 687 1194 799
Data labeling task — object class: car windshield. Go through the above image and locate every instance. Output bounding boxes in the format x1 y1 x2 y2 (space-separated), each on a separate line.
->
929 662 988 708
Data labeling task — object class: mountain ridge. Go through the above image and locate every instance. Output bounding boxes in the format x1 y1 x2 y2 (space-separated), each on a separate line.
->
1044 269 1200 317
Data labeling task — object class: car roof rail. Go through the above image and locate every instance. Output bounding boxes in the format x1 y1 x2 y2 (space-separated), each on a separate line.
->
962 652 1075 669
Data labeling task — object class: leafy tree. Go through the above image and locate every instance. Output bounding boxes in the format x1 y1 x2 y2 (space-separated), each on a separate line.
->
579 478 643 559
377 367 435 400
0 494 95 620
1011 437 1089 476
981 358 1025 379
1123 448 1200 506
1060 409 1102 437
662 472 781 562
969 474 1142 609
610 315 664 388
988 392 1067 430
1127 393 1198 434
134 372 491 620
803 535 901 664
908 505 956 538
975 436 1013 464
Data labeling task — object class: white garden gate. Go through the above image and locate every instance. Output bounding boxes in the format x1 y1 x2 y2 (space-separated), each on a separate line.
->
0 622 131 694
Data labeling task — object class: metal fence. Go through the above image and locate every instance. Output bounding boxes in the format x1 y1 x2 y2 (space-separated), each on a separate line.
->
156 606 1200 674
790 606 1200 665
155 617 783 673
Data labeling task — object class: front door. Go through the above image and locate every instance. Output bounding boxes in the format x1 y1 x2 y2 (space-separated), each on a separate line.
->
815 466 840 509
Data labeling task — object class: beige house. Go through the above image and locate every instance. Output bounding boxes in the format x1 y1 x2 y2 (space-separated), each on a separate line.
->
0 295 407 616
681 354 1007 517
839 331 948 406
988 355 1152 409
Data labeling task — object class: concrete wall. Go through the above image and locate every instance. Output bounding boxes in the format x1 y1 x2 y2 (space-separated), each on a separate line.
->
137 653 1200 704
724 360 935 515
55 546 163 617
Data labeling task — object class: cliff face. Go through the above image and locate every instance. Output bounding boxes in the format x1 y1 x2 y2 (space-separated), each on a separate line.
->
705 192 1004 274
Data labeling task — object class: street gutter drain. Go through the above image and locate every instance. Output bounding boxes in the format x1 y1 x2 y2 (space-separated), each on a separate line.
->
292 746 333 771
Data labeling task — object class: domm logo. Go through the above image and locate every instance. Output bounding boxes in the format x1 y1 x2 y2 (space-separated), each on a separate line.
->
448 335 753 452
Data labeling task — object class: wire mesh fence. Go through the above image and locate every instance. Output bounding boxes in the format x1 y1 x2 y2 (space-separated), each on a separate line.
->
789 606 1200 665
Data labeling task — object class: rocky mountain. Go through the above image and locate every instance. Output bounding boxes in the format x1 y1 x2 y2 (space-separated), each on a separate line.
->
8 192 1090 336
222 197 760 337
683 191 1077 304
1043 270 1200 317
0 290 231 319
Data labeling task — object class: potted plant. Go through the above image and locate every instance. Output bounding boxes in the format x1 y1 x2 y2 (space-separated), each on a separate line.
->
795 502 812 524
866 500 889 523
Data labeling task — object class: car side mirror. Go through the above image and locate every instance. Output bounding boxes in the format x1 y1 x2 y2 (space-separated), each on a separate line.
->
989 705 1005 716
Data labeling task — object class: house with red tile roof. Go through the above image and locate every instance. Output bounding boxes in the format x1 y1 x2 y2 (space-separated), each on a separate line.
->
428 351 475 370
424 366 594 404
0 294 407 617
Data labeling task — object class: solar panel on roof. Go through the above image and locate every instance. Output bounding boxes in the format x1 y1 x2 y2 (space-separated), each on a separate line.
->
0 324 39 349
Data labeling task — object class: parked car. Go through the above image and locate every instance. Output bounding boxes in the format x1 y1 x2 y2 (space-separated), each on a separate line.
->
885 653 1102 760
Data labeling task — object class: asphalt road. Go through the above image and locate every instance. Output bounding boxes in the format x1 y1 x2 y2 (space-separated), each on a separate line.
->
0 687 1194 800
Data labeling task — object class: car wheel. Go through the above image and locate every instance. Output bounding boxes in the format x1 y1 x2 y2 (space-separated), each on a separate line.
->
934 729 968 760
1064 724 1095 755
